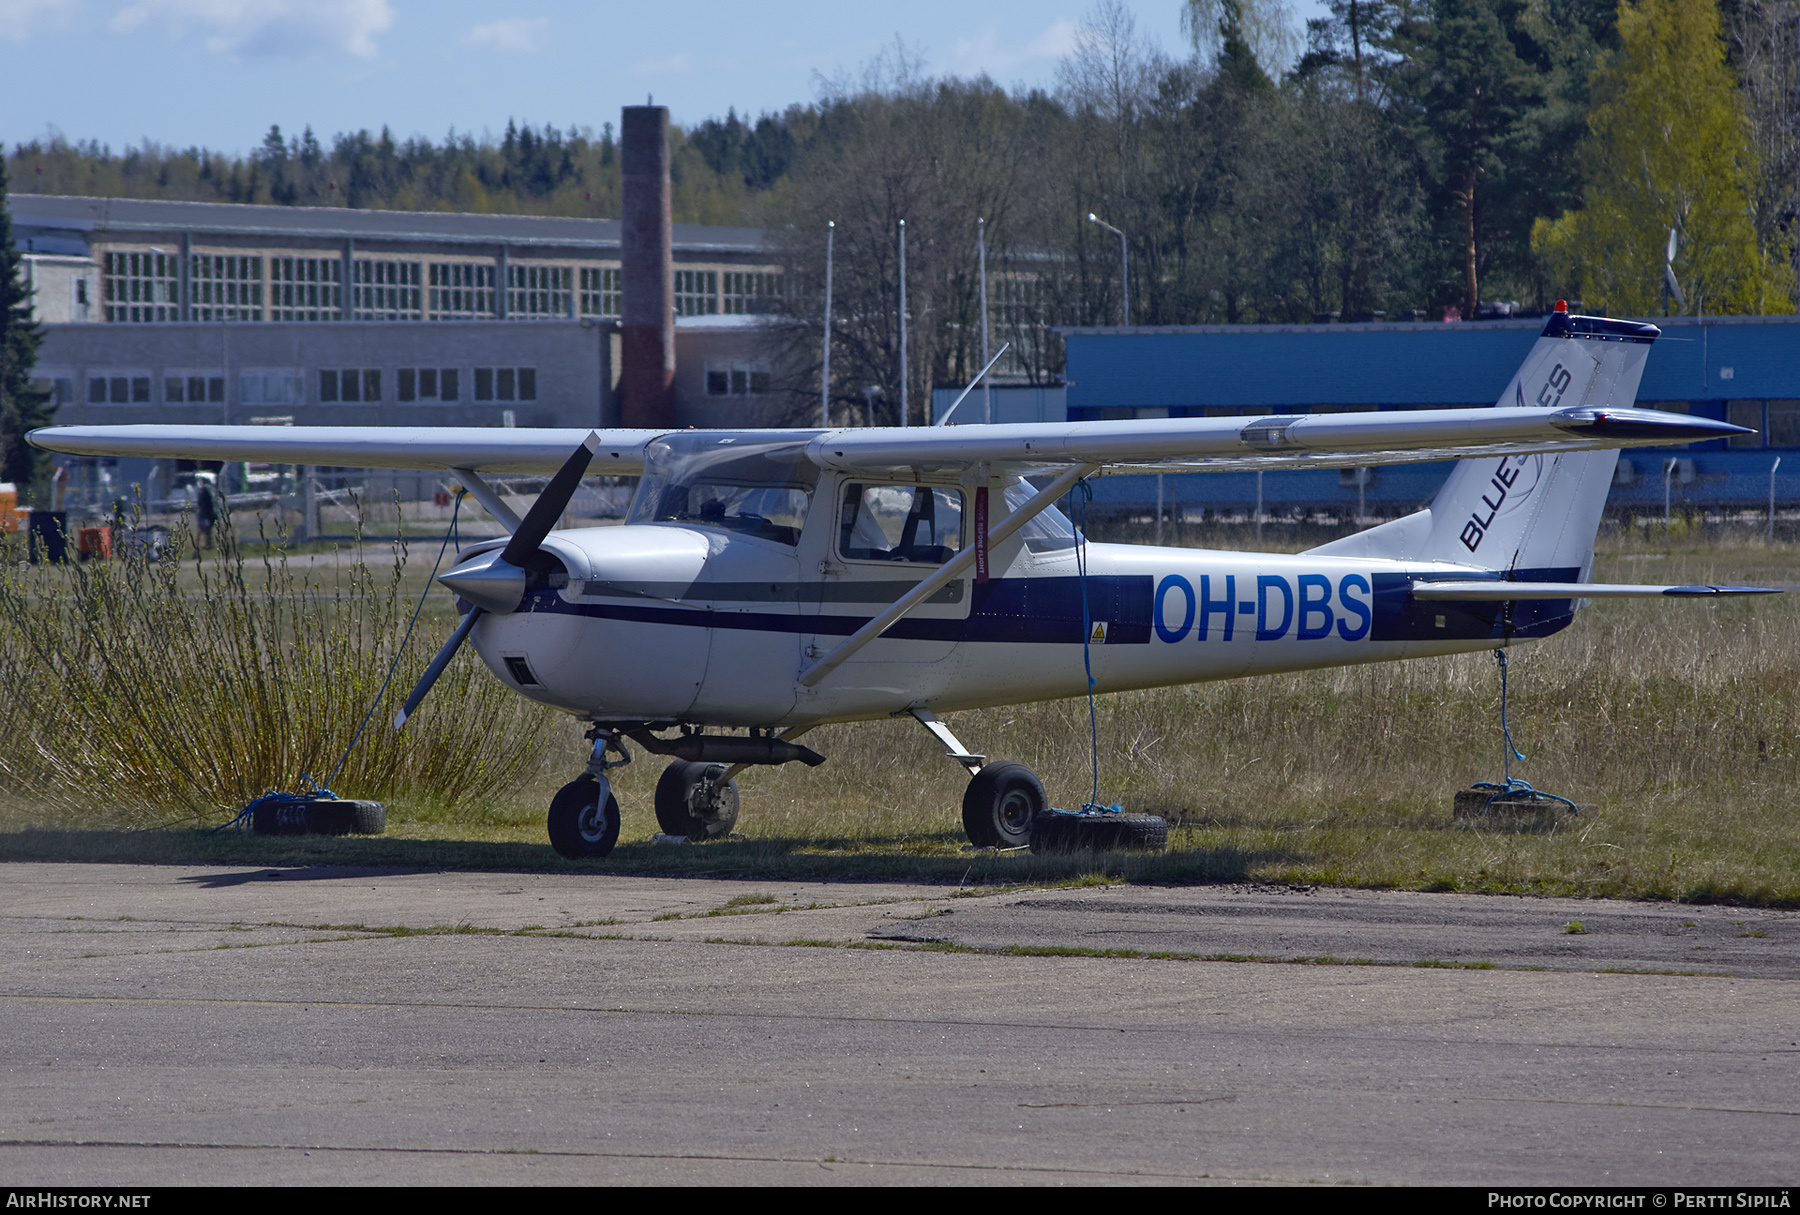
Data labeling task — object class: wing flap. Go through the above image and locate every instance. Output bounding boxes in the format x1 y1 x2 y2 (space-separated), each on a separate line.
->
28 425 666 474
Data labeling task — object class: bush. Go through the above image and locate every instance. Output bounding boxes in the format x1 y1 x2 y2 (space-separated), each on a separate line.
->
0 509 555 823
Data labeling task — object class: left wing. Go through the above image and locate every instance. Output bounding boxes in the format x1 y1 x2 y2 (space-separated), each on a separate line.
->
27 405 1745 477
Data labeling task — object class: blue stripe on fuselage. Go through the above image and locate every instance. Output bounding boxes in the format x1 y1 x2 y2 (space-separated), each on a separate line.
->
517 574 1155 644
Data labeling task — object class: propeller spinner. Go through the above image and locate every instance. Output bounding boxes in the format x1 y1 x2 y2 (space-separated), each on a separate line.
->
393 433 600 730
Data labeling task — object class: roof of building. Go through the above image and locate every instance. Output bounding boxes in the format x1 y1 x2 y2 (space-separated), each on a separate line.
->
6 194 769 254
1061 313 1800 408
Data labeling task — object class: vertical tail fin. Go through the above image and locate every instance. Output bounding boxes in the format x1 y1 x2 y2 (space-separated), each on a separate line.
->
1310 309 1659 575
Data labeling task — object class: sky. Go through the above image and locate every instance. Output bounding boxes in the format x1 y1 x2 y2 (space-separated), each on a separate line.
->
0 0 1327 157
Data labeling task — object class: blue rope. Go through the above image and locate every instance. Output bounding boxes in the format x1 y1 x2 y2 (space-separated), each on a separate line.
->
1068 480 1122 816
324 489 467 789
1473 647 1579 813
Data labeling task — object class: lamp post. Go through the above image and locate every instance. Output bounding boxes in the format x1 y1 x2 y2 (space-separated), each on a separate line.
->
821 221 834 428
1087 212 1128 326
978 217 991 424
898 218 908 426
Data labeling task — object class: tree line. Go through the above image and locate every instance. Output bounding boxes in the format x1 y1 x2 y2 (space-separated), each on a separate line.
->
6 0 1798 428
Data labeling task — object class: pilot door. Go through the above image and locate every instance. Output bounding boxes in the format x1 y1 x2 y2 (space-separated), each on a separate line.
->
799 478 972 695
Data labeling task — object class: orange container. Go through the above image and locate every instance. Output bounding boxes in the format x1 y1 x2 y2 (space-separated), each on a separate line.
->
78 526 113 560
0 483 16 533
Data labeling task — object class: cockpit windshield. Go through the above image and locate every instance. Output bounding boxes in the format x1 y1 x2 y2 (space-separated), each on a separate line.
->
628 433 818 546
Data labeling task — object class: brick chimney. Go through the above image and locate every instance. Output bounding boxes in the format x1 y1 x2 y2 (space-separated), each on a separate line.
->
620 105 675 428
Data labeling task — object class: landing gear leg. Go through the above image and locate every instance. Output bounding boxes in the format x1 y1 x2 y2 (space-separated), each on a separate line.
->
907 709 1046 849
547 728 631 860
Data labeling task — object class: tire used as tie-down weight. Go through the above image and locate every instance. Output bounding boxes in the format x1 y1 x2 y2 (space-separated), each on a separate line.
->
1029 810 1167 855
251 797 386 836
654 760 740 841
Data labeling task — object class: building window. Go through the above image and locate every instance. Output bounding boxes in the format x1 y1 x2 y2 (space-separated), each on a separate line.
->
270 257 342 321
30 371 75 407
103 252 179 322
430 263 495 319
721 271 781 315
579 266 622 318
675 269 719 317
353 261 423 320
241 369 304 406
1770 400 1800 447
396 367 461 402
192 254 264 322
508 265 572 319
163 370 226 404
88 371 153 404
704 362 771 396
473 366 537 402
320 368 382 403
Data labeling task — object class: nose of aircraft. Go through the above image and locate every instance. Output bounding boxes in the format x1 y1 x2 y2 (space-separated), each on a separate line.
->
437 550 527 614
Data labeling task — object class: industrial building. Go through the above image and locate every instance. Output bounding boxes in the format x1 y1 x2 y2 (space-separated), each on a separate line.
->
1056 316 1800 518
10 107 792 511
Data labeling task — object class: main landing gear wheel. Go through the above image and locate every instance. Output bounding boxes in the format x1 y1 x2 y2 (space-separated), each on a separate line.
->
961 761 1047 848
547 775 621 859
654 760 741 841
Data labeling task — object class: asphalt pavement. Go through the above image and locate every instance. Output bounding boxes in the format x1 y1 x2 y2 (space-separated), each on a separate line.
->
2 863 1794 1186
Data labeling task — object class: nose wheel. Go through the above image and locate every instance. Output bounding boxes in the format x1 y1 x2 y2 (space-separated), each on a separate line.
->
546 775 621 859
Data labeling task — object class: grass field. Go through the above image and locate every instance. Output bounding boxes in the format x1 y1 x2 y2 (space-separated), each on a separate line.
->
3 512 1795 906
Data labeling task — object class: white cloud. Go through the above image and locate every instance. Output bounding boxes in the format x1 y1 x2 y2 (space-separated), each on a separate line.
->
951 17 1080 76
0 0 78 42
109 0 394 59
463 17 547 53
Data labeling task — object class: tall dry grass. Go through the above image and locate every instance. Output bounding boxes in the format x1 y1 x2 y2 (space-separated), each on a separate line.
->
0 511 556 823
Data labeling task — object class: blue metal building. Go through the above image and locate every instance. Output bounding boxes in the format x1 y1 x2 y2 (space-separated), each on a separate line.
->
1057 315 1800 515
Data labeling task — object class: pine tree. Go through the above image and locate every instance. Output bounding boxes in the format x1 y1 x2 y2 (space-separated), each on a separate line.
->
0 158 55 499
1532 0 1795 315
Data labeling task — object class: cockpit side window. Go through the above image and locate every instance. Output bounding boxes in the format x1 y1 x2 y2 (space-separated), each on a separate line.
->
839 483 964 564
628 434 818 546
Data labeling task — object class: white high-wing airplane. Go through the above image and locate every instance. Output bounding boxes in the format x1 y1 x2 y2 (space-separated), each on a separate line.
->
30 308 1776 858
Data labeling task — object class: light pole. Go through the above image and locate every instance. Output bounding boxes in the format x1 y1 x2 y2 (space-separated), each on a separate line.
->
978 217 991 424
898 218 908 427
821 221 834 428
1088 212 1128 326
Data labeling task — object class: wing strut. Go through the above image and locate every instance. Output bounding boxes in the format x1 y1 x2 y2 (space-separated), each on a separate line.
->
798 463 1096 687
451 466 526 533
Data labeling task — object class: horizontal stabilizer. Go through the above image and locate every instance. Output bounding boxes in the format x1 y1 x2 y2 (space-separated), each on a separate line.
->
1410 581 1782 600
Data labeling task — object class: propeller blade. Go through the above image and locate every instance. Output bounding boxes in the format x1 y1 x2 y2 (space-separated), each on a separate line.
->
500 433 600 567
393 606 484 730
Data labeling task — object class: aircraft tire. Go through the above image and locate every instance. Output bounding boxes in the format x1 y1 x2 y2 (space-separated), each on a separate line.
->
1029 811 1168 855
250 797 385 836
961 762 1046 848
547 776 621 859
654 760 740 841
